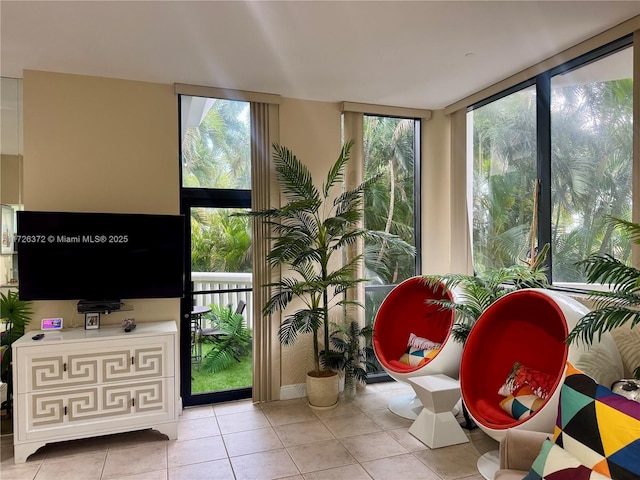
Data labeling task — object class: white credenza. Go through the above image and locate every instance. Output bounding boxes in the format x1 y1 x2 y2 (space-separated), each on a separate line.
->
12 321 179 463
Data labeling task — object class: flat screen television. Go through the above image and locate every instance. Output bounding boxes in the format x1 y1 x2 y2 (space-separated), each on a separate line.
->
16 211 185 301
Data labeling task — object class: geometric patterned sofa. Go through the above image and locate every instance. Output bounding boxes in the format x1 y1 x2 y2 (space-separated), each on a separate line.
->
550 363 640 479
496 363 640 480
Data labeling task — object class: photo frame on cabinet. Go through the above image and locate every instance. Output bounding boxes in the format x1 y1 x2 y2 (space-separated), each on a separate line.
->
85 312 100 330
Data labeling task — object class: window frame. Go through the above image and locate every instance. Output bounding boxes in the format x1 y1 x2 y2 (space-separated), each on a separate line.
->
178 93 253 405
468 35 634 287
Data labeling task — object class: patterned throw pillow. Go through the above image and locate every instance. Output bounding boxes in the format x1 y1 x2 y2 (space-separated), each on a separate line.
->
553 363 640 479
498 361 556 399
399 346 440 367
499 385 545 420
407 333 441 351
523 439 611 480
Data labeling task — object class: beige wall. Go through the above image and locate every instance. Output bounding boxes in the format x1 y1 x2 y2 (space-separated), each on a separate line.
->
19 70 457 393
1 154 22 204
22 70 180 328
277 97 343 387
421 110 453 275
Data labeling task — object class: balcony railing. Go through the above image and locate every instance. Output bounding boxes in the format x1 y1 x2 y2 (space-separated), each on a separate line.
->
191 272 254 329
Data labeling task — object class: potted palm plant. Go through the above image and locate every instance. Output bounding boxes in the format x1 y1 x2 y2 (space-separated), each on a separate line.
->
249 140 404 408
321 319 376 401
421 248 549 428
566 217 640 379
422 255 550 344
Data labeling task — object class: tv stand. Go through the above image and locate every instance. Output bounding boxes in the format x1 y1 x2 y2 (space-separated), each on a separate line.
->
12 321 179 463
77 299 125 314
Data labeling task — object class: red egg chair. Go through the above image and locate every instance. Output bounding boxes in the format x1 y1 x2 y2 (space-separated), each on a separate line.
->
372 276 463 419
459 288 623 478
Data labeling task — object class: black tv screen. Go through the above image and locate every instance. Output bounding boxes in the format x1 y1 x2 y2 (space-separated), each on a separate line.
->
16 211 185 301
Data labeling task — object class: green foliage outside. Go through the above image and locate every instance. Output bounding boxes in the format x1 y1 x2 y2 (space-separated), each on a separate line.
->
363 115 416 286
191 209 252 273
473 79 633 281
192 344 252 393
182 98 250 190
182 101 418 290
199 304 252 374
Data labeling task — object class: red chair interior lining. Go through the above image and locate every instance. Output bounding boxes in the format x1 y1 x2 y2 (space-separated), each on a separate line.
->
460 290 569 429
373 277 454 373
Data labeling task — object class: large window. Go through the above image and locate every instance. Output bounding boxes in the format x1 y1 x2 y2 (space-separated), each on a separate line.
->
181 96 251 189
362 114 420 336
550 48 633 282
180 96 253 405
470 86 537 272
470 39 633 285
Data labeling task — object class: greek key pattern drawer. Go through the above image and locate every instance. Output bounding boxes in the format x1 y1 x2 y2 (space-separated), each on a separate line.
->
30 347 165 390
30 380 165 427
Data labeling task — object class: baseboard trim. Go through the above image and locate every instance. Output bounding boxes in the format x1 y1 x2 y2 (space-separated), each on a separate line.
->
280 383 306 400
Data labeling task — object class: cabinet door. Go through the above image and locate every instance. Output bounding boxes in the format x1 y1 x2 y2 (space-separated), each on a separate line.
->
18 378 174 441
16 335 174 392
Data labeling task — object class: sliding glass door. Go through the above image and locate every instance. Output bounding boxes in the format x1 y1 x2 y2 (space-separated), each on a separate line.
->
179 96 253 406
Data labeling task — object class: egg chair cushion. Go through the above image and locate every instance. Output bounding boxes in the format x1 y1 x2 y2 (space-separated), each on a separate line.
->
500 385 545 421
499 362 557 399
399 346 441 367
553 363 640 479
407 333 442 351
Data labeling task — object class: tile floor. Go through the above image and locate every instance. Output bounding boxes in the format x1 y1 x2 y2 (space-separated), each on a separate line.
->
0 381 497 480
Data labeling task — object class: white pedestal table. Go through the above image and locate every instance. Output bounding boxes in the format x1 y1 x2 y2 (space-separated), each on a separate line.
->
407 374 469 449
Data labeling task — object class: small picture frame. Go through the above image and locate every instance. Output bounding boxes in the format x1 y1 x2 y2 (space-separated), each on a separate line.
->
85 312 100 330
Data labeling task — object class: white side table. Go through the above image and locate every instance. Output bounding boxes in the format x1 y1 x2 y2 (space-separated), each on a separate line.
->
407 374 469 448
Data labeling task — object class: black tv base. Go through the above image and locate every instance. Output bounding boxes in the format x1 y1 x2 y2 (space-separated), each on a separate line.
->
77 299 123 313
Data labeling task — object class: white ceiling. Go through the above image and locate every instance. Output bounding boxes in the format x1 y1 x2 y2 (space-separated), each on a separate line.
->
1 1 640 111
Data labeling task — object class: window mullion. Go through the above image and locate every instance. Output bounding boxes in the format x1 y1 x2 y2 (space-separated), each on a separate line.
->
536 74 552 281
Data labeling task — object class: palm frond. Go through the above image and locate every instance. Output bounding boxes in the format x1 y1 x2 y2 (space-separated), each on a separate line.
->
578 254 640 290
272 143 319 203
1 290 33 345
608 216 640 245
566 306 640 345
323 140 353 198
334 172 384 215
587 290 640 311
422 263 547 345
200 305 252 374
279 308 324 345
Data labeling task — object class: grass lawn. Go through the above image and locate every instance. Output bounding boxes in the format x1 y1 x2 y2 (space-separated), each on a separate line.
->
191 342 252 394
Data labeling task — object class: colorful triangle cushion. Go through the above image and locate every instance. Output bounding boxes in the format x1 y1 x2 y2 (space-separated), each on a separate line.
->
524 439 611 480
553 363 640 480
399 346 440 367
500 385 545 420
